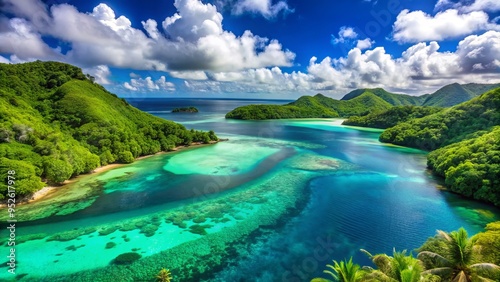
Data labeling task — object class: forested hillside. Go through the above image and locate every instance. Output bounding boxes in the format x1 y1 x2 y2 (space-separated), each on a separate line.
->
227 83 499 121
422 82 500 107
341 83 500 108
427 127 500 206
342 106 442 129
0 61 218 200
373 87 500 206
225 93 392 120
341 88 427 106
379 87 500 150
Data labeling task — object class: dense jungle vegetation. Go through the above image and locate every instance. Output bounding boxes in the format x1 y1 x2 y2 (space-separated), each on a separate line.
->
0 61 218 200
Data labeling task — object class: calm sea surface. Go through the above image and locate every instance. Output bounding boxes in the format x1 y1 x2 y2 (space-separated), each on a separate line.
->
1 98 498 281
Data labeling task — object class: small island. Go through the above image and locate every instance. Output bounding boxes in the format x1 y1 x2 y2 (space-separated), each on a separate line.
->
172 106 199 113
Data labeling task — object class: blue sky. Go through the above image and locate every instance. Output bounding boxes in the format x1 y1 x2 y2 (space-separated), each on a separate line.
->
0 0 499 98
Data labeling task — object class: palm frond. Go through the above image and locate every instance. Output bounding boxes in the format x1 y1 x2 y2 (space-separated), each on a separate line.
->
470 263 500 272
311 278 333 282
361 266 375 272
372 254 393 274
360 249 374 258
437 230 452 242
323 270 338 280
362 270 393 282
451 270 469 282
422 267 453 277
417 251 451 266
400 268 420 282
474 277 496 282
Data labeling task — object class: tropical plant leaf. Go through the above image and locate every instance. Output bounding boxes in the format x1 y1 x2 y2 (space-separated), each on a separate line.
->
437 230 452 242
323 270 338 280
422 267 453 277
474 277 496 282
311 277 333 282
451 270 468 282
417 251 451 267
470 263 500 272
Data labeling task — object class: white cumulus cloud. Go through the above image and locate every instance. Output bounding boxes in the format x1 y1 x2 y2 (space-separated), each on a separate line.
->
393 8 499 43
0 0 294 73
332 26 358 44
356 38 375 50
82 65 112 85
435 0 500 13
123 76 176 92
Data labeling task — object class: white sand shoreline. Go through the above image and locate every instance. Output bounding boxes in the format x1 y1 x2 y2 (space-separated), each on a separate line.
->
1 140 224 207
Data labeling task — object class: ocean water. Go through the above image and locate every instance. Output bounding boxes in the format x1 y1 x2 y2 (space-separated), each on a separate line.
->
1 98 498 282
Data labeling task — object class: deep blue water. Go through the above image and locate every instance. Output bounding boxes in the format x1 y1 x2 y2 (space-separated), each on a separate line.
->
2 98 498 281
128 98 500 281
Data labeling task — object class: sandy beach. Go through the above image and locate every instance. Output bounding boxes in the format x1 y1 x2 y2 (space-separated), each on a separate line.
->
9 140 224 206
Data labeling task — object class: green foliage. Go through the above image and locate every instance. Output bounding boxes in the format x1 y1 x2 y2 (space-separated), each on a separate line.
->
225 93 392 120
380 87 500 151
361 249 423 282
117 151 134 164
43 157 73 184
0 61 218 200
311 225 500 282
321 257 363 282
422 82 500 107
343 106 442 129
418 228 500 281
427 127 500 206
0 157 45 200
475 222 500 269
156 268 173 282
172 106 198 113
227 83 498 121
341 88 427 106
375 87 500 206
225 104 338 120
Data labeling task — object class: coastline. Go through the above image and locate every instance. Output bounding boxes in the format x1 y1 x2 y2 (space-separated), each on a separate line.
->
11 140 225 206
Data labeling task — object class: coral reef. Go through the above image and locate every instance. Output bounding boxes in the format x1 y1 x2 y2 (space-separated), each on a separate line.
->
105 242 116 249
113 252 142 265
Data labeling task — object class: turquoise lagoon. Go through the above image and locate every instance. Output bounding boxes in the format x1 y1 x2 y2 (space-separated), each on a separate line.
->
1 98 499 281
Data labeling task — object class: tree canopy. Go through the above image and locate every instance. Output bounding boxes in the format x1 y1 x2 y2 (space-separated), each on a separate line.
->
342 106 442 129
225 93 392 120
0 61 218 200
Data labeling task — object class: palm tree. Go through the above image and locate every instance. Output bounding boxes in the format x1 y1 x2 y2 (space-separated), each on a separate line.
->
156 268 172 282
311 257 363 282
417 228 500 282
361 249 423 282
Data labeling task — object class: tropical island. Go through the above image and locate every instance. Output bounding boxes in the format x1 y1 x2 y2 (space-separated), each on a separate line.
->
172 106 199 113
225 85 500 208
1 0 500 281
225 83 499 120
342 87 500 207
0 61 218 201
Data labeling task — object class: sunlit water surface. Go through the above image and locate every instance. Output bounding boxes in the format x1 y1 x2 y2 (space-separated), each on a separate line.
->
1 98 498 281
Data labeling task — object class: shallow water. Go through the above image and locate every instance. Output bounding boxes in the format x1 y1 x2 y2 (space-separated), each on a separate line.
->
1 98 498 281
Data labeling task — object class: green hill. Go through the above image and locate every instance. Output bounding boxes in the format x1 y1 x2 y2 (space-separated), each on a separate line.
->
379 87 500 151
0 61 218 200
422 83 500 107
342 106 443 129
427 126 500 206
225 93 392 120
341 88 426 106
377 87 500 206
341 83 500 108
226 83 499 121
